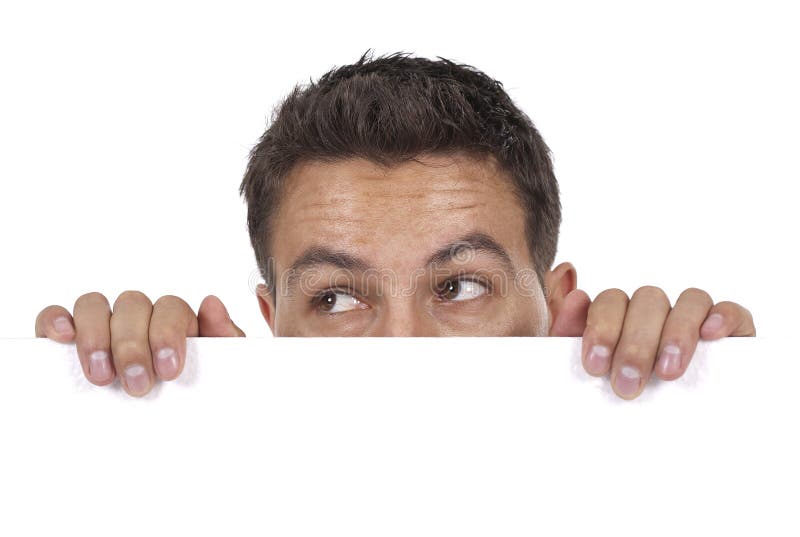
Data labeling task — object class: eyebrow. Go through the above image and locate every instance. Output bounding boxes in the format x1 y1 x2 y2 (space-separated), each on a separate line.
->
283 231 517 292
424 231 516 274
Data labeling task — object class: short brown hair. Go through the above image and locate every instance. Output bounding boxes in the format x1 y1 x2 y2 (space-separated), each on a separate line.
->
239 50 561 302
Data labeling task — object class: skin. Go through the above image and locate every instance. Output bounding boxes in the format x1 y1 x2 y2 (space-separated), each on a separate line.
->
34 152 756 399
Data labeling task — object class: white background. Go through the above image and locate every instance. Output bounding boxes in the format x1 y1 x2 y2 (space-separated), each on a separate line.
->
1 0 797 337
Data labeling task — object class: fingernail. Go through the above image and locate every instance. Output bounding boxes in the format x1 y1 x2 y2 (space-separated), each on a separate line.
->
53 316 73 335
585 344 611 375
615 365 641 398
155 347 178 379
124 364 150 395
701 313 724 334
89 350 112 382
658 344 682 377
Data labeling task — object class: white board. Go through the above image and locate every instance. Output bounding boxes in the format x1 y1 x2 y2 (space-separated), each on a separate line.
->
0 337 795 536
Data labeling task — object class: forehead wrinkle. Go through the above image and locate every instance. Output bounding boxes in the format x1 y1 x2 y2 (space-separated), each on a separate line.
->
282 160 507 215
294 211 370 225
291 199 369 225
366 187 485 199
272 155 527 275
292 189 489 222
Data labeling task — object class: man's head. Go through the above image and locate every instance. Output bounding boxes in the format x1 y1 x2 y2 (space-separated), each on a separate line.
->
239 50 576 336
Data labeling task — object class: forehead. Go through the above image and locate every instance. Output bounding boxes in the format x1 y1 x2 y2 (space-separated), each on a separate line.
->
270 152 530 271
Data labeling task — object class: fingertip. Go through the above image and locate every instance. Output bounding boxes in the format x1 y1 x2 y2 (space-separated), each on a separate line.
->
568 288 591 302
86 370 116 387
700 312 725 339
654 356 684 381
49 314 76 342
611 364 644 400
563 289 591 315
153 346 181 381
201 294 222 307
654 343 684 381
583 342 611 376
198 294 242 337
654 364 683 382
200 295 234 320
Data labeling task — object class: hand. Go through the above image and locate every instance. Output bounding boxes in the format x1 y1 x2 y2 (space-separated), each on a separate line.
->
549 286 756 400
34 291 245 397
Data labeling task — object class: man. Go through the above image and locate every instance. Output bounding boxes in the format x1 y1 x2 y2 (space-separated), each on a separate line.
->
34 51 755 400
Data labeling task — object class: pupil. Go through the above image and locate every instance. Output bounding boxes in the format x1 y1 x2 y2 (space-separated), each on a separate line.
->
444 280 458 298
321 293 336 310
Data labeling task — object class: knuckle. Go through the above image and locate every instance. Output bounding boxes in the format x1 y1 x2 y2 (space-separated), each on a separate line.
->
720 301 755 329
680 287 713 306
715 300 738 310
596 288 628 302
114 290 150 308
74 292 109 310
154 294 190 311
615 342 646 362
634 285 669 301
38 304 63 321
583 322 614 343
148 327 179 350
660 317 700 342
113 339 150 363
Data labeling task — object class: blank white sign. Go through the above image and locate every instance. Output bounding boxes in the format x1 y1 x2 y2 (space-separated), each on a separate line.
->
0 337 795 536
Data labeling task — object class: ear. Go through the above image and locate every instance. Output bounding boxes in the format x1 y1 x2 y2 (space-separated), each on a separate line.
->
543 261 588 336
256 283 277 336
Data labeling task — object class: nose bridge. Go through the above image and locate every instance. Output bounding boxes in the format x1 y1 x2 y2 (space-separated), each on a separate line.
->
371 293 433 337
362 261 431 336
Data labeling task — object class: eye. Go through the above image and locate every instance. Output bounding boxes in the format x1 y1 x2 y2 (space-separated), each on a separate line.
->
314 289 366 314
436 278 489 302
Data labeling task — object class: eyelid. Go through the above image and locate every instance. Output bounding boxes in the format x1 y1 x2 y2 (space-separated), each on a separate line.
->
311 287 367 314
435 276 492 302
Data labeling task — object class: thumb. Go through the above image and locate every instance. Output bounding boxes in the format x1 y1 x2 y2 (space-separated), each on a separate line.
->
197 295 246 337
548 288 591 337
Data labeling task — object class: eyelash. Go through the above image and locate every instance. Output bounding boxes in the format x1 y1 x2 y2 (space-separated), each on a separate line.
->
309 276 492 313
310 287 361 314
434 276 492 303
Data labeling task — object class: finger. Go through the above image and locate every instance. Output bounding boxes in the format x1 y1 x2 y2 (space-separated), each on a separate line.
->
548 289 591 336
197 295 246 337
610 286 671 400
654 288 713 381
73 292 115 386
110 290 155 397
581 288 629 377
35 305 76 343
700 300 756 338
149 295 200 381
